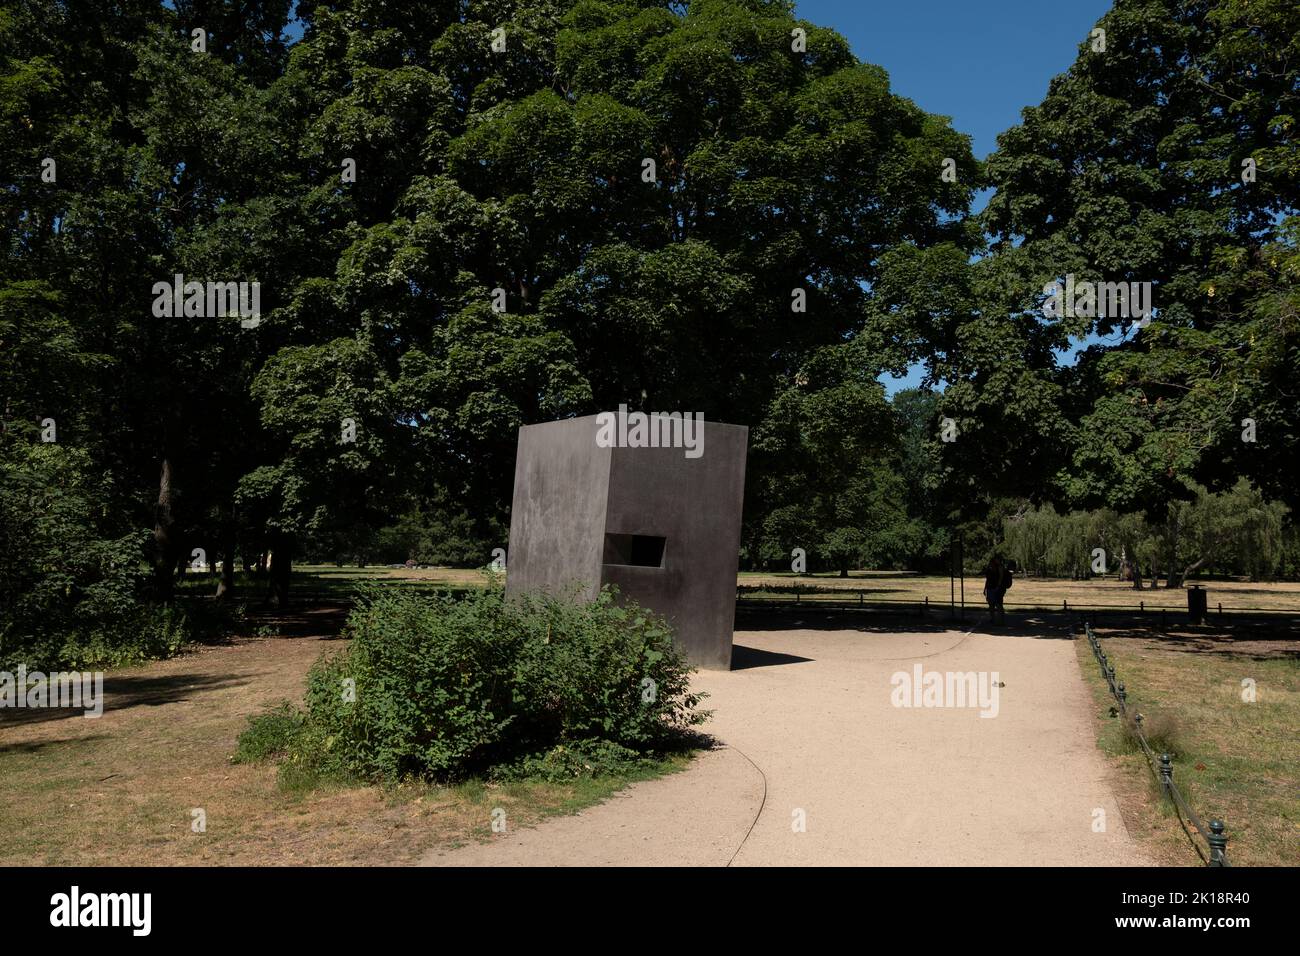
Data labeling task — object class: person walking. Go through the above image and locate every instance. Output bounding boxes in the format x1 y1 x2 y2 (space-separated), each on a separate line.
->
983 555 1007 626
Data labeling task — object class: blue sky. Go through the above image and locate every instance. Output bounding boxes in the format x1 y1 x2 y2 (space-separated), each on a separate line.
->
792 0 1114 394
796 0 1112 163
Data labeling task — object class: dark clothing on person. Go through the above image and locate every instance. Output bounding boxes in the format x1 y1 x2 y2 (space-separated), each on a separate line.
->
984 561 1006 623
984 568 1002 594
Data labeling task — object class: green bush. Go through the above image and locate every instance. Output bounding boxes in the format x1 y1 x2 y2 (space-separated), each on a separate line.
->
494 739 658 783
265 585 708 784
232 702 304 764
0 441 236 670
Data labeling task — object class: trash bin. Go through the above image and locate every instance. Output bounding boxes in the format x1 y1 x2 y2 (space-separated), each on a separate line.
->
1188 584 1207 624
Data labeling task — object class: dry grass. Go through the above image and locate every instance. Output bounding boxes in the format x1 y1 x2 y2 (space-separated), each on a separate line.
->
1074 628 1300 867
320 564 1300 613
737 572 1300 614
0 616 688 866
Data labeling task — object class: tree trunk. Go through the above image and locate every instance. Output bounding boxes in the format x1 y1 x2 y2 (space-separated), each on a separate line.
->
216 552 235 599
152 457 176 600
1174 557 1206 589
215 503 236 600
268 532 293 608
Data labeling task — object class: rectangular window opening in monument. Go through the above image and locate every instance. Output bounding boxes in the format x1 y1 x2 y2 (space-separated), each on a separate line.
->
604 533 666 568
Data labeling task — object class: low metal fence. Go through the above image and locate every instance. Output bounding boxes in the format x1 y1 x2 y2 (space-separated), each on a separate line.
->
735 585 1288 623
1084 621 1230 866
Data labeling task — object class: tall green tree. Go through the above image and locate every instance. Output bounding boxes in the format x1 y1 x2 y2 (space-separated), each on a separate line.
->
981 0 1299 515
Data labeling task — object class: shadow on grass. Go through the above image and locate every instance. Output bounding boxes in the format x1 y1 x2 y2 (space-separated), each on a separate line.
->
243 602 352 640
734 605 1077 639
1088 611 1300 660
0 733 113 756
0 672 250 728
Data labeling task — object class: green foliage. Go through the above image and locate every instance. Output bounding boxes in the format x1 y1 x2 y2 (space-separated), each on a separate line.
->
0 440 189 668
1001 480 1289 584
979 0 1300 513
749 344 930 574
272 586 707 784
232 702 304 764
0 420 249 668
494 739 660 782
4 0 1299 648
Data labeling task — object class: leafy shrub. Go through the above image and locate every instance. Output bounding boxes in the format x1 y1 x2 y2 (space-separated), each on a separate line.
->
267 585 708 784
232 702 303 763
494 739 658 783
0 441 235 670
53 604 190 669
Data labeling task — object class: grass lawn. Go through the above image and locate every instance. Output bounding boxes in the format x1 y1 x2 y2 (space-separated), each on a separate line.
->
1075 625 1299 867
0 613 693 866
188 565 1300 615
738 571 1300 614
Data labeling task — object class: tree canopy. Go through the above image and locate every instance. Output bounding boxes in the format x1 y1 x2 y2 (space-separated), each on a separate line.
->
2 0 1297 665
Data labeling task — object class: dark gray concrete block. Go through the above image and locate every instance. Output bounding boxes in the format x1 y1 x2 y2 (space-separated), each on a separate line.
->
505 413 748 669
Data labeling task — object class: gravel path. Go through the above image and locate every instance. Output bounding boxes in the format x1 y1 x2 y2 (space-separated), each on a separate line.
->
421 622 1151 866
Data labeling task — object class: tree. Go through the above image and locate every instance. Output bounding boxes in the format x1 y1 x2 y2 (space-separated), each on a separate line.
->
269 0 979 572
749 343 922 576
981 0 1299 515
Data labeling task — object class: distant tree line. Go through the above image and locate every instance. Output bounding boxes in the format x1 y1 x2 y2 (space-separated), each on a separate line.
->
1000 481 1294 587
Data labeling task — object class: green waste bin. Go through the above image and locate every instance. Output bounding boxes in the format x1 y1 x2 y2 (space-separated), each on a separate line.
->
1188 584 1207 624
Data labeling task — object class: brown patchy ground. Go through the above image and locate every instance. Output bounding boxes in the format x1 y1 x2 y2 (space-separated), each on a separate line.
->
0 606 685 866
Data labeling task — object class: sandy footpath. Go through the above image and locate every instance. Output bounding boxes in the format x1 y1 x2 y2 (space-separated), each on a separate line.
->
422 621 1151 867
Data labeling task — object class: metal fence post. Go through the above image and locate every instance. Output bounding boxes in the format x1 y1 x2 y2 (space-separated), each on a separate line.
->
1207 820 1229 866
1159 753 1173 792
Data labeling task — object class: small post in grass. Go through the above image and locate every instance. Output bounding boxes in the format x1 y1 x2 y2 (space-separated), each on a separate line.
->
1208 820 1229 867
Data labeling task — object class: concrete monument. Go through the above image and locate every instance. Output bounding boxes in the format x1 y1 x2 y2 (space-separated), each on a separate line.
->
505 411 748 669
